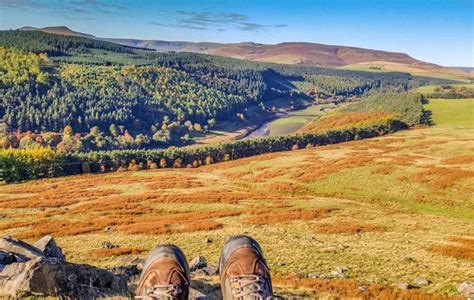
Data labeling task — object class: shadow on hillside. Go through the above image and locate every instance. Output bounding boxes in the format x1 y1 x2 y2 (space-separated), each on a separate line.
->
421 98 435 126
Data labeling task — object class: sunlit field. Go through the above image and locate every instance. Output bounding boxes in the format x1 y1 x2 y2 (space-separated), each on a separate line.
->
1 100 472 298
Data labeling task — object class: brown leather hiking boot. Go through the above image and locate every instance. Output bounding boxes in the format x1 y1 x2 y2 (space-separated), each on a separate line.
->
219 235 274 300
135 245 190 299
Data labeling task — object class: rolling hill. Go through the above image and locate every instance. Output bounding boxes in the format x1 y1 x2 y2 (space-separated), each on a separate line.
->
19 26 471 81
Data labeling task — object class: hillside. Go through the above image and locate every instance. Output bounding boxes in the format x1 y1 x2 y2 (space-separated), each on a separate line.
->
1 30 453 152
19 26 471 81
19 26 95 39
1 96 472 298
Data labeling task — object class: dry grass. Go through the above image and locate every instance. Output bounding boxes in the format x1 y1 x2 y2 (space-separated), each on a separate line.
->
273 277 462 300
314 221 385 234
90 247 144 258
441 155 474 165
432 237 474 260
244 208 334 225
0 122 473 297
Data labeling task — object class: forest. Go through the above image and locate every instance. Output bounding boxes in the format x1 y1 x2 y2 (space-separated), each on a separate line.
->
0 30 456 153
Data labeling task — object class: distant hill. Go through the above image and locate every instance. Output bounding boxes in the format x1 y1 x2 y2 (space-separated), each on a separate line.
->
18 26 472 80
19 26 95 39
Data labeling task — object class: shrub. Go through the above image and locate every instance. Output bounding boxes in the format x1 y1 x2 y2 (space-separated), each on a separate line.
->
1 118 406 183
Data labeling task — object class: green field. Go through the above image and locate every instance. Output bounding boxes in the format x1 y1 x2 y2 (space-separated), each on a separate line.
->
414 83 474 94
268 104 336 136
424 99 474 127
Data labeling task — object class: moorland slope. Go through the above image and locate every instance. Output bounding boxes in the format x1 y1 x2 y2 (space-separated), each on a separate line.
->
19 26 471 81
1 93 472 299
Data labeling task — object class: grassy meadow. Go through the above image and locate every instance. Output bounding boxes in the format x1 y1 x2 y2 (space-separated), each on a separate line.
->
424 99 474 127
267 104 336 136
0 98 473 298
414 83 474 94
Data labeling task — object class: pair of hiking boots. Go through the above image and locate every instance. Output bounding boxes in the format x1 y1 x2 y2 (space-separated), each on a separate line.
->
135 235 276 299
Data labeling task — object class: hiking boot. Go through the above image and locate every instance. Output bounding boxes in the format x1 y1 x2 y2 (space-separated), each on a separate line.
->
135 245 190 299
219 235 274 300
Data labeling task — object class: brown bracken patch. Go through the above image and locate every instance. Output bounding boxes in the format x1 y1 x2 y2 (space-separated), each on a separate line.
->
298 112 396 133
441 155 474 165
244 208 333 225
432 236 474 260
273 277 461 300
410 166 474 189
90 247 144 258
314 221 385 234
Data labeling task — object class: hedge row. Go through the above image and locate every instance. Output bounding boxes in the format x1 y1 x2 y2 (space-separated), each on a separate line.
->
0 118 406 183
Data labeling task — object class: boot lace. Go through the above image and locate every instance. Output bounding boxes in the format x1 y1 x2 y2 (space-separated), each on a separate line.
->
135 284 183 300
231 275 273 300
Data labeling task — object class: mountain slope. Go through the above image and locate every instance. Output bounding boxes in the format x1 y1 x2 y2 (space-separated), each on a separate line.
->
17 26 472 80
19 26 95 39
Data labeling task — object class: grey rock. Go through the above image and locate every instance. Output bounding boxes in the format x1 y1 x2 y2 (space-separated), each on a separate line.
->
335 266 349 273
458 282 474 298
0 236 44 262
190 256 208 272
0 251 17 265
307 272 321 279
190 287 209 300
202 264 219 276
111 264 141 278
331 266 349 278
413 277 431 286
102 241 119 249
0 257 129 298
400 256 415 263
0 236 129 298
33 235 65 262
359 285 367 292
397 282 416 290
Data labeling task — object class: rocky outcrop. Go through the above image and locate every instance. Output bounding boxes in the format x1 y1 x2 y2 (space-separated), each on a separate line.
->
0 236 129 298
0 236 213 299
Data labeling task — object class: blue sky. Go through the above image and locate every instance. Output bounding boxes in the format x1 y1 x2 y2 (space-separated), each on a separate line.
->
0 0 472 66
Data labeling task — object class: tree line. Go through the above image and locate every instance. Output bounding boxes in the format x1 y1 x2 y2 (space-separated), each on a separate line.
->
0 117 406 183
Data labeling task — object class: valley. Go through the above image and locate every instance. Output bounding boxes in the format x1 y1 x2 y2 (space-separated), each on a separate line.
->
0 20 473 299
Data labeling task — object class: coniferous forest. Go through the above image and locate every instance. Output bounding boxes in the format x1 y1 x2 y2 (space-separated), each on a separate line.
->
0 30 455 155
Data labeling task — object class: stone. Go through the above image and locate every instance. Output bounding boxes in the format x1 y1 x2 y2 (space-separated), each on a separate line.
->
111 264 141 278
320 246 340 253
335 266 349 273
331 266 349 278
0 257 129 298
413 277 431 286
397 282 416 290
102 241 119 249
358 285 368 292
0 251 17 265
0 236 44 262
307 272 321 279
33 235 65 262
190 256 208 272
400 256 415 263
202 264 219 276
0 236 130 298
190 287 209 300
458 282 474 298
